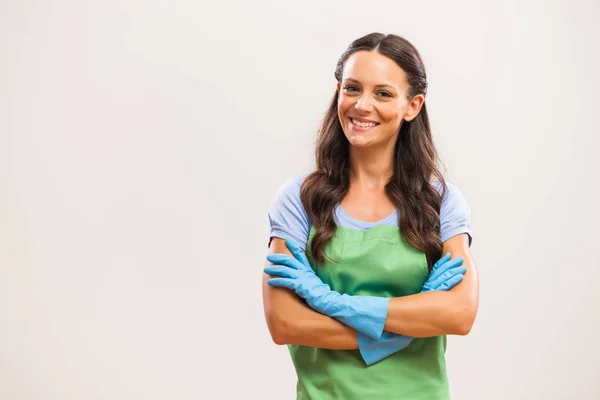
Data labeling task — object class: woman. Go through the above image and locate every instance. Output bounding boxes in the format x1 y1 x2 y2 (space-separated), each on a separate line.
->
262 32 478 400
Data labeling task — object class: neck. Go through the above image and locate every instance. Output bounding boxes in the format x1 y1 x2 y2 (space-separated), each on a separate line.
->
348 141 396 189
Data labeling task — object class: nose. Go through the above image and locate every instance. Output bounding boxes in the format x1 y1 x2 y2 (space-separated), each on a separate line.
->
355 94 374 113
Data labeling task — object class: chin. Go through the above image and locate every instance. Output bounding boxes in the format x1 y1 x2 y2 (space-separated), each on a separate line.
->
347 134 373 147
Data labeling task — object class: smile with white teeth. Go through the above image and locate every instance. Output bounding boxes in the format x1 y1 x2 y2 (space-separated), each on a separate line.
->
351 118 378 128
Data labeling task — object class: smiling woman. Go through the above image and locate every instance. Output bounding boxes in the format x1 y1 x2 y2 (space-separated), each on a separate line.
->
337 52 423 148
262 32 478 400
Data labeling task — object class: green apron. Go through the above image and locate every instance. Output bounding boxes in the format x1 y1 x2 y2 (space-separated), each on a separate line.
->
288 224 449 400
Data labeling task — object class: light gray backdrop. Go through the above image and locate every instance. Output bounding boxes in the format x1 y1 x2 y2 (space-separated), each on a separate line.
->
1 0 599 399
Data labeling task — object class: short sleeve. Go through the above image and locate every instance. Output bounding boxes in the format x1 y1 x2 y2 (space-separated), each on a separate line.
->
434 181 473 246
267 174 311 250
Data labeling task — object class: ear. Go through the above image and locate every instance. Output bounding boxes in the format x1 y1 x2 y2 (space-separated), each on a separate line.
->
404 94 425 122
336 82 341 94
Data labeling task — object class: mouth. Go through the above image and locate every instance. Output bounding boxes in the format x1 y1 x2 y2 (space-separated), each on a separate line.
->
348 117 380 131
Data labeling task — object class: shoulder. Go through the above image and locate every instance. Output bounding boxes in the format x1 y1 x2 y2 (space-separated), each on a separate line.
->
277 173 309 196
430 180 469 208
431 180 462 200
270 173 310 214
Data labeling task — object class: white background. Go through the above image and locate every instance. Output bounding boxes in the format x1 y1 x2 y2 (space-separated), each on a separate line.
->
1 0 599 399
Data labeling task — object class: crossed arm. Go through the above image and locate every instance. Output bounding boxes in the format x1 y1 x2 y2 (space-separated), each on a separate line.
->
262 234 479 348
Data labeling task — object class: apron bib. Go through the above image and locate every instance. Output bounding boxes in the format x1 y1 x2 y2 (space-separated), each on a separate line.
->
288 224 450 400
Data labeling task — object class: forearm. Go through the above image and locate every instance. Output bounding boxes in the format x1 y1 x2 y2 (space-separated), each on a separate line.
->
263 275 359 349
384 257 479 337
383 291 471 337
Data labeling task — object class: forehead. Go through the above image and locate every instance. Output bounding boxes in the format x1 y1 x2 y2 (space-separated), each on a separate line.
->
342 51 408 89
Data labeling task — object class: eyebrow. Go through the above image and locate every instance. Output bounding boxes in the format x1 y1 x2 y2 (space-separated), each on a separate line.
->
344 78 397 91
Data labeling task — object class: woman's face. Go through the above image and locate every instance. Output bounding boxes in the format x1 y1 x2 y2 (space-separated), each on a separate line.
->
337 50 422 148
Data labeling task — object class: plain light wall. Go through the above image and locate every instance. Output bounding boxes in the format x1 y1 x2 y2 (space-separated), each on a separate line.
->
1 0 599 399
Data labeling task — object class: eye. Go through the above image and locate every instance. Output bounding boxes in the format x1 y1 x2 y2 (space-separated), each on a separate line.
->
377 91 393 98
343 85 359 93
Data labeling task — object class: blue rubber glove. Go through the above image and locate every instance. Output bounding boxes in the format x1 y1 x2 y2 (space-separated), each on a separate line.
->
265 240 466 349
357 252 466 365
265 240 390 340
421 252 465 292
357 331 414 366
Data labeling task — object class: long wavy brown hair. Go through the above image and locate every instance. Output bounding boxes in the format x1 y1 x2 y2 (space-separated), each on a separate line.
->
301 32 447 270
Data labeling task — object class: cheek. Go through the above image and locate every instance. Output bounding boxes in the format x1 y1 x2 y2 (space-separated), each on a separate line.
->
378 110 404 133
338 96 351 113
338 100 355 124
385 102 407 123
380 108 401 124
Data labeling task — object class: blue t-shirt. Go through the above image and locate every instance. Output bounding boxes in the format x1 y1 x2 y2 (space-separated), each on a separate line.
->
268 173 472 250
